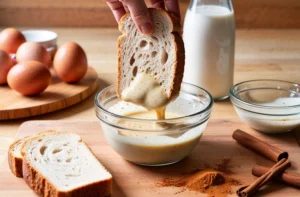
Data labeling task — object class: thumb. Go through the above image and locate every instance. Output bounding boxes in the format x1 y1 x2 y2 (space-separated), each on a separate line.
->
121 0 153 34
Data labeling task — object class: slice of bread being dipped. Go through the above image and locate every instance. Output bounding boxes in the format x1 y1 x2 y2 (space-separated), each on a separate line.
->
117 8 185 102
21 131 112 197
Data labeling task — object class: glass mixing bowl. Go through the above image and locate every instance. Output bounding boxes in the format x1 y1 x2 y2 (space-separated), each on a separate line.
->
230 80 300 133
95 83 213 166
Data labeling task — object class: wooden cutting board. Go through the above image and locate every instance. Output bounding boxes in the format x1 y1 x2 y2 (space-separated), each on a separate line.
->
0 67 98 120
0 120 299 197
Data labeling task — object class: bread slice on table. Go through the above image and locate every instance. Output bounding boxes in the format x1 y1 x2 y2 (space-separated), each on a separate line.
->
21 131 112 197
8 130 57 178
117 8 185 100
8 136 29 177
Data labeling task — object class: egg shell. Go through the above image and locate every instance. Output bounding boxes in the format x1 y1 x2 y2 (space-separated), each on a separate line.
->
7 61 51 96
0 28 26 54
0 50 14 84
53 42 88 83
16 42 51 68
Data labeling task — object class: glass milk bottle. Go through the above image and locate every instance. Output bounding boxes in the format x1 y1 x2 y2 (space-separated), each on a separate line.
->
183 0 235 100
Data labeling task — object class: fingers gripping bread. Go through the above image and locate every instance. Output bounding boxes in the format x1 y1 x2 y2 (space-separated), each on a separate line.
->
117 8 185 100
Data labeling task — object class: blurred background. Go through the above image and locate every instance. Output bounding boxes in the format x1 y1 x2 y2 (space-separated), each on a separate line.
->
0 0 299 28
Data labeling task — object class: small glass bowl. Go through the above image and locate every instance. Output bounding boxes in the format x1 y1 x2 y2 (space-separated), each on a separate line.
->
95 83 213 166
230 80 300 133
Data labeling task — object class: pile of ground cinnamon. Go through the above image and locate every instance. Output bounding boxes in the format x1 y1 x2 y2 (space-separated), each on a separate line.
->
156 169 241 197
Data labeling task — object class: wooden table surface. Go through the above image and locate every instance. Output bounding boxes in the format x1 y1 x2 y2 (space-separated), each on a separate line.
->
0 28 300 165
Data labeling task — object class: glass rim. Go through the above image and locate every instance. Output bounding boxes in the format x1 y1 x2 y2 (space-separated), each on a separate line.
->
94 82 214 123
230 79 300 109
231 100 300 116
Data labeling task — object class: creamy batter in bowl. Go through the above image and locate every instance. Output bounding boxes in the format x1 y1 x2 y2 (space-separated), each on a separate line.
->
230 80 300 133
95 83 213 166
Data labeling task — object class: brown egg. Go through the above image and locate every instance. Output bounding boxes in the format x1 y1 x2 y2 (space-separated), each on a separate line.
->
0 50 14 84
7 61 51 96
16 42 51 68
0 28 26 54
53 42 88 83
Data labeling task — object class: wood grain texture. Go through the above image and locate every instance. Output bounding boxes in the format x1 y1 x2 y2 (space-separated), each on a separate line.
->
232 0 300 28
0 67 98 120
1 0 300 28
0 120 299 196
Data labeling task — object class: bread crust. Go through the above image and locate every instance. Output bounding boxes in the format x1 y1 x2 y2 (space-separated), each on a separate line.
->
117 8 185 100
8 155 23 177
169 32 185 99
117 35 125 99
21 131 112 197
8 137 29 177
8 148 23 177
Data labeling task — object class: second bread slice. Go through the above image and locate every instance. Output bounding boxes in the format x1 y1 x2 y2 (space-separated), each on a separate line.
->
8 136 29 177
8 130 57 177
21 131 112 197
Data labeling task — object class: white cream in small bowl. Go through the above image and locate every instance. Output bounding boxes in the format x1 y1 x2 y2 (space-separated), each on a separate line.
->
230 80 300 133
95 83 213 166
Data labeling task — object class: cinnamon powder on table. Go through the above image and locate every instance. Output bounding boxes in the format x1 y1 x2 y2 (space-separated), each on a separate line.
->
215 158 234 174
156 169 241 197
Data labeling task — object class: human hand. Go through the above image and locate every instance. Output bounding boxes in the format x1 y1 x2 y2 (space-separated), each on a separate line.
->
106 0 181 34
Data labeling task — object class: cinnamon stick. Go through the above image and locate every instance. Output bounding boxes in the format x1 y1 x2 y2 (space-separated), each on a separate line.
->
232 129 288 162
252 165 300 188
237 158 291 197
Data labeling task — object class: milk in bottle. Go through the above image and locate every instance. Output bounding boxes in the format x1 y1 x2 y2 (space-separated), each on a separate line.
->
183 0 235 100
